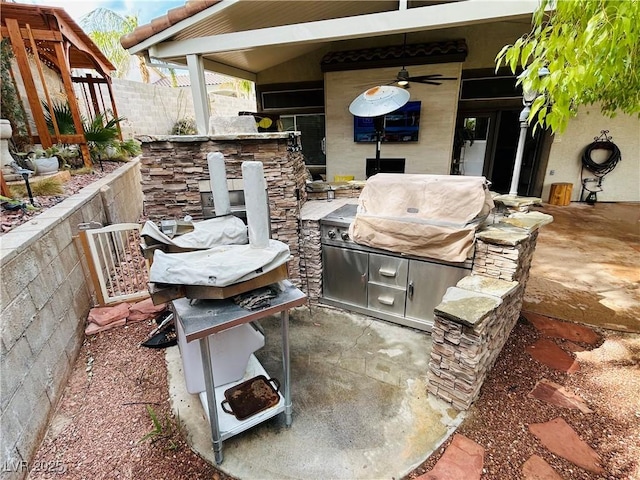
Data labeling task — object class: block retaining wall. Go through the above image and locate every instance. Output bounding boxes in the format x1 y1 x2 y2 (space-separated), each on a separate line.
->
0 160 144 480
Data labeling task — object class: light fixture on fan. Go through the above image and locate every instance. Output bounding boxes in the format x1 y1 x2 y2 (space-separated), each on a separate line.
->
389 33 457 87
396 68 410 87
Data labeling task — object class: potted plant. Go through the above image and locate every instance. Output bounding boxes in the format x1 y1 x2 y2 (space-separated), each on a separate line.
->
28 145 61 175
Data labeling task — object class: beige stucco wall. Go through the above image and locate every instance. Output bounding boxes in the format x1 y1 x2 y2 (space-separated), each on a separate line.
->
543 107 640 202
324 62 461 181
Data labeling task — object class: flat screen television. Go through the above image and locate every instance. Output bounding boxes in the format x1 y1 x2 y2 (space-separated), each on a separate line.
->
354 100 421 143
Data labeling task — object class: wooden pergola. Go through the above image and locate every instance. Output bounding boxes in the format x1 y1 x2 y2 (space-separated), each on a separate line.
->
1 1 118 168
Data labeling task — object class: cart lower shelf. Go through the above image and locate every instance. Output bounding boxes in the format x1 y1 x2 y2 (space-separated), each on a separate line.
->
198 354 285 441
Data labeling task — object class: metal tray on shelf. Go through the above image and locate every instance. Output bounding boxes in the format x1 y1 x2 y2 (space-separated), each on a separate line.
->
221 375 280 421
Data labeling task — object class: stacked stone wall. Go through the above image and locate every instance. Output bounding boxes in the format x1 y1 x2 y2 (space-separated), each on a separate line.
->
472 231 539 284
427 219 549 410
138 135 307 285
428 285 520 410
299 219 322 302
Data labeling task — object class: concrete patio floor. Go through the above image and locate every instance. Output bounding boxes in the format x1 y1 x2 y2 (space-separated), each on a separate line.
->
523 202 640 333
167 306 464 480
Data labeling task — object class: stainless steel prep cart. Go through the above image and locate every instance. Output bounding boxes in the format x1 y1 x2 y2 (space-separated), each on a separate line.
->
172 280 306 464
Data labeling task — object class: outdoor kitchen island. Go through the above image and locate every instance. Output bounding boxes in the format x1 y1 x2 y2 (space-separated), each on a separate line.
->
299 190 553 410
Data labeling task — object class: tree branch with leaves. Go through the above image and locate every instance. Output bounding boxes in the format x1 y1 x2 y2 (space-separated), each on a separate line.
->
496 0 640 133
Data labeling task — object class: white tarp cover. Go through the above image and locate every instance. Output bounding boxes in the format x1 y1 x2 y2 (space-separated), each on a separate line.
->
149 239 290 287
141 216 248 249
349 174 494 263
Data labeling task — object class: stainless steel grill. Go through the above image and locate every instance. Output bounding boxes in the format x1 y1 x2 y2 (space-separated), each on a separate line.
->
320 203 472 332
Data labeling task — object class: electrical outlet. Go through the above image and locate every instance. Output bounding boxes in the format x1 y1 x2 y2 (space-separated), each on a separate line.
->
549 170 555 175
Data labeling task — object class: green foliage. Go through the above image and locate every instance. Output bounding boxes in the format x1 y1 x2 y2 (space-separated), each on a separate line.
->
1 39 30 149
138 405 181 450
10 177 64 197
42 101 77 135
107 138 141 161
496 0 640 133
80 8 139 79
83 112 125 160
171 118 197 135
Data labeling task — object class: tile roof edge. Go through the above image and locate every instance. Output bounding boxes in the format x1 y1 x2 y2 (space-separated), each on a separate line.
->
120 0 220 51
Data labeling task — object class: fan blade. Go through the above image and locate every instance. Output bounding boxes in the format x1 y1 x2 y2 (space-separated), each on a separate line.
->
409 75 457 83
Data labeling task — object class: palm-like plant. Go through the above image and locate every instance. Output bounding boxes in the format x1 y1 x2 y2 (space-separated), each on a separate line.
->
80 8 150 81
83 112 125 160
42 101 77 135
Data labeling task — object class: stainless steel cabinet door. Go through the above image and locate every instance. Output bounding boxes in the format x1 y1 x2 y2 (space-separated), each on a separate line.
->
405 260 469 326
322 245 368 308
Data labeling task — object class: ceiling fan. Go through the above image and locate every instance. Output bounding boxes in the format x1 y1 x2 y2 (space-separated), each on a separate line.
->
388 34 457 87
392 69 456 87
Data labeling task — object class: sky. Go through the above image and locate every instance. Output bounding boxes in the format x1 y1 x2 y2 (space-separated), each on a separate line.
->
22 0 186 25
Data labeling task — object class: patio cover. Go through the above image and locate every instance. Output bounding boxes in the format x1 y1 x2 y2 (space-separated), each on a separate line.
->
349 174 494 263
120 0 538 134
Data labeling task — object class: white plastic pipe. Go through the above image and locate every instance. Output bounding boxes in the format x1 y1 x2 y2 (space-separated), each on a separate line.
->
207 152 231 215
242 161 269 249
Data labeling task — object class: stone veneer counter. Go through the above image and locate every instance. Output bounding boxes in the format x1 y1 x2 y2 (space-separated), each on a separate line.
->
137 132 307 284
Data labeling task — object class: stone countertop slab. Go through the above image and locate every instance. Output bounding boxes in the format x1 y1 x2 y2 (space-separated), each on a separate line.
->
475 225 530 246
456 275 519 299
137 132 298 143
300 199 358 221
492 194 542 208
434 286 502 327
502 211 554 232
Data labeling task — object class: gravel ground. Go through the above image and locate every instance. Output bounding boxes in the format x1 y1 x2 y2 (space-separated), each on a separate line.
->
1 161 121 235
406 318 640 480
28 315 639 480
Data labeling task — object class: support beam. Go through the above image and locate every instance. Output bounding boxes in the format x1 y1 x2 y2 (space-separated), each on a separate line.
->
5 18 52 148
150 1 537 59
0 26 62 41
186 54 210 136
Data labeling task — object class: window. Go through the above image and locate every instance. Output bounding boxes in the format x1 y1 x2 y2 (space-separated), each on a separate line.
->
281 114 326 165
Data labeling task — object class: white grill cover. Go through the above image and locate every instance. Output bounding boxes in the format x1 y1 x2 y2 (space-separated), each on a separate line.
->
149 239 290 287
349 174 493 262
141 216 248 250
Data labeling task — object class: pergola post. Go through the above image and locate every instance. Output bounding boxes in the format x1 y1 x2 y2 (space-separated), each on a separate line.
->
53 42 92 168
5 18 53 148
186 54 210 135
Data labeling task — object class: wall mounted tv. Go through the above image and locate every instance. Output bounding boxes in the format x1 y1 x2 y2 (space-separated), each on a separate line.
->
354 101 421 143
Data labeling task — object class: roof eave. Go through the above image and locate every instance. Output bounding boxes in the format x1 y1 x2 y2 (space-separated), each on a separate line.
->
136 1 537 63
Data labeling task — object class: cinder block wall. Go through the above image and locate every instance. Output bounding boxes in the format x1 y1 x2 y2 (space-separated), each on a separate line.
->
88 79 257 139
0 160 144 480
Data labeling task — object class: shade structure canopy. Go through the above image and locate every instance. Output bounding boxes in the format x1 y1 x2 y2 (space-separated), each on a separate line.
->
349 85 410 118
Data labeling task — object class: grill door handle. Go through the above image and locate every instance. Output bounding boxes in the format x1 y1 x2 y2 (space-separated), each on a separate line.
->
408 281 414 299
377 295 395 306
379 267 397 278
